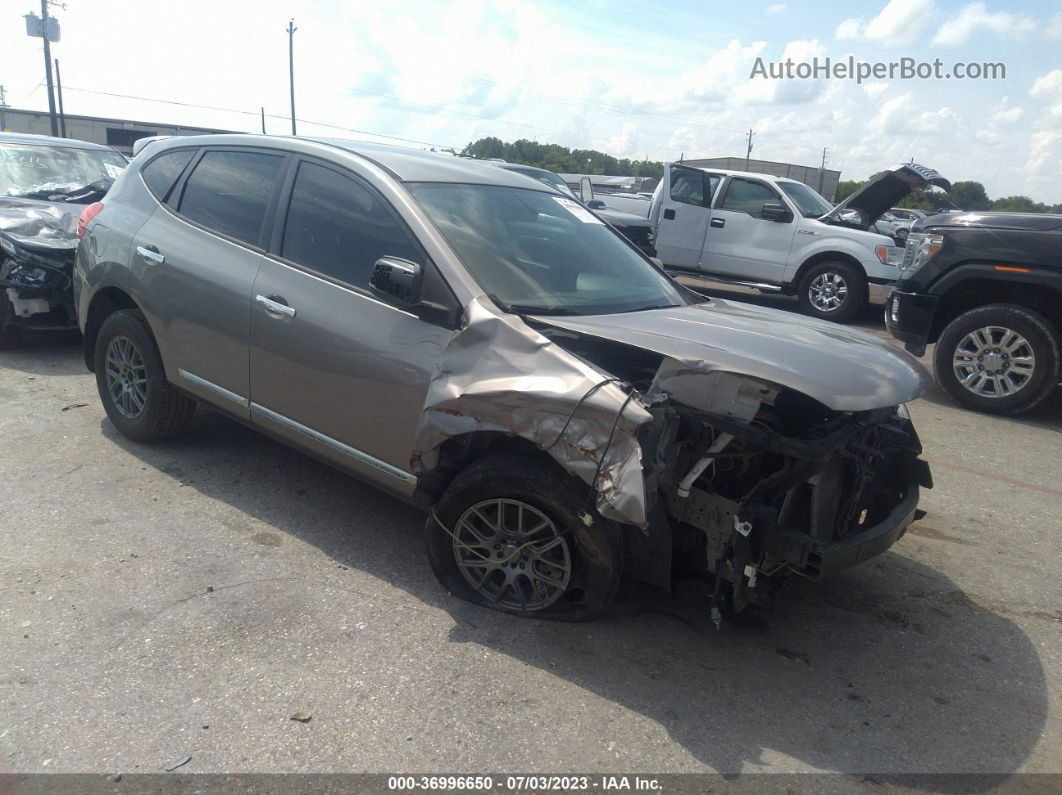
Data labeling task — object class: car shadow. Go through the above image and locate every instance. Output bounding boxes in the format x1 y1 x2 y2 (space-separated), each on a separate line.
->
101 405 1049 784
0 333 85 377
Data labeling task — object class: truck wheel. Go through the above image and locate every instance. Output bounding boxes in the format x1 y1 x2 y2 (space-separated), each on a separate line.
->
934 304 1060 415
797 261 868 323
94 309 197 441
426 452 624 621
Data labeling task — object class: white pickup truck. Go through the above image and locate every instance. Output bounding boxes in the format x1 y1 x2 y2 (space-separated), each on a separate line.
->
603 163 949 322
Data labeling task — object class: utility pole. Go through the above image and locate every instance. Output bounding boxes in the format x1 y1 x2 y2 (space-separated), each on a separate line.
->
54 57 66 137
744 128 755 171
261 106 267 134
286 19 297 135
818 146 829 192
41 0 59 136
0 85 7 131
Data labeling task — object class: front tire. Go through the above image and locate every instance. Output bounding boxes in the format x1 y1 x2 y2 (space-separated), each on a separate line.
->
94 309 196 441
933 304 1060 415
797 260 868 323
426 453 624 621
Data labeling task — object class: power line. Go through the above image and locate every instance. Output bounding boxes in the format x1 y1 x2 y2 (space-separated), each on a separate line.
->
59 86 462 150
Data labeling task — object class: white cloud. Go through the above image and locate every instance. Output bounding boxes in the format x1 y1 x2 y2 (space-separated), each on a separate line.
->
931 2 1036 46
835 18 864 40
1030 70 1062 100
864 0 936 43
1050 12 1062 39
862 82 890 98
834 0 936 45
990 104 1024 123
766 3 786 14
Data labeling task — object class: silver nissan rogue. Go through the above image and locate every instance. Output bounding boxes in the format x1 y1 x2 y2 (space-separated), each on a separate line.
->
75 134 933 622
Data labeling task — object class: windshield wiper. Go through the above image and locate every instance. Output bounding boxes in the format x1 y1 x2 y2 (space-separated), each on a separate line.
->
616 302 681 314
505 303 581 316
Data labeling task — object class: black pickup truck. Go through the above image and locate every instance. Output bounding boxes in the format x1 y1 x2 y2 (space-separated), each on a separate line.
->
886 212 1062 415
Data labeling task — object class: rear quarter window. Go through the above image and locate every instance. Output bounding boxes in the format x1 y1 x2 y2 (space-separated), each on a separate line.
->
140 149 195 201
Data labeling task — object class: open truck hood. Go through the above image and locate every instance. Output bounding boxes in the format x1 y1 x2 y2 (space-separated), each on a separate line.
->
823 164 951 228
533 299 930 412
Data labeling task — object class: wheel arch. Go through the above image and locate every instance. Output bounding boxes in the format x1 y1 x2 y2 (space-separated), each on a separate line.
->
791 250 866 290
930 276 1062 344
83 287 144 372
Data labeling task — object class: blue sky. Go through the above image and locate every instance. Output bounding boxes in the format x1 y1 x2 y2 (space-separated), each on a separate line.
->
3 0 1060 200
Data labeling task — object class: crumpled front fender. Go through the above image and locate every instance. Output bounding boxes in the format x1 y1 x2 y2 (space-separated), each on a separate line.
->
411 296 653 528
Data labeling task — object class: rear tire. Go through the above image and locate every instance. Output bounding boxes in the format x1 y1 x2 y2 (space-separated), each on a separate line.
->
933 304 1060 415
797 260 868 323
426 452 624 621
94 309 196 441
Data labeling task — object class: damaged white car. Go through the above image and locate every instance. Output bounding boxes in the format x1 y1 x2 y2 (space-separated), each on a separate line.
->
75 135 933 621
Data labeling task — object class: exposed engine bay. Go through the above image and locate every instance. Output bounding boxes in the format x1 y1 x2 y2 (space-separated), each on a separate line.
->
538 324 932 620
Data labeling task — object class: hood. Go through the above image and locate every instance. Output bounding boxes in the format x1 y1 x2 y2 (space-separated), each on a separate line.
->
914 211 1062 233
594 206 652 228
0 198 81 251
824 164 951 228
533 299 930 412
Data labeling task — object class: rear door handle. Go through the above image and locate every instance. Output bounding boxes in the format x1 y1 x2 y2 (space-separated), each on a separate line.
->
710 218 725 228
255 294 296 318
136 245 165 264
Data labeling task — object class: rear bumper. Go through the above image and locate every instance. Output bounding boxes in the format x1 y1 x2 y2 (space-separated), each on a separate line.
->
885 290 939 355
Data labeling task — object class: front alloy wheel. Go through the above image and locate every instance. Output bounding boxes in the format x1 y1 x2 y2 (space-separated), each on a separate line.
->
808 271 848 314
452 498 572 611
797 260 867 323
951 325 1036 398
934 304 1060 415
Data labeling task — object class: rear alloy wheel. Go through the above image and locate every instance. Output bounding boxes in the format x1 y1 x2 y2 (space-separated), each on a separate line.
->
94 309 197 441
934 304 1060 415
797 261 868 323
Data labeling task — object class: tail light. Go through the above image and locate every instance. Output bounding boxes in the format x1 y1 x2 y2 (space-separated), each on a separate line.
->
77 202 105 240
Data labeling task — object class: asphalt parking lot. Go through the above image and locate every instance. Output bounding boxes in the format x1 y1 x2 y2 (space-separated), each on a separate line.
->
1 292 1060 779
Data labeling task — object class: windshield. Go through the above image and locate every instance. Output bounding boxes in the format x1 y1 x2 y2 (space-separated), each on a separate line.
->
0 143 127 203
408 183 686 315
778 181 834 218
503 166 578 199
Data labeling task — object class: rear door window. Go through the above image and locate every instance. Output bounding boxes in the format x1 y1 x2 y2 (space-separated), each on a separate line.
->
178 150 285 246
140 149 195 202
280 160 421 288
720 178 781 219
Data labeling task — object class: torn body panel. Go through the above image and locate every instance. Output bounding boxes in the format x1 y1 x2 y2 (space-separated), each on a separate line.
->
411 296 654 527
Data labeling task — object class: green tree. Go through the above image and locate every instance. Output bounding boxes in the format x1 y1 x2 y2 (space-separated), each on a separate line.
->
990 195 1040 212
947 181 990 211
835 180 866 202
460 137 663 181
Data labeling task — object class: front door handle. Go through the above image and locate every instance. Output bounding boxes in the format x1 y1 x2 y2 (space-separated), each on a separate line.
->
136 245 165 264
255 294 296 318
710 218 725 228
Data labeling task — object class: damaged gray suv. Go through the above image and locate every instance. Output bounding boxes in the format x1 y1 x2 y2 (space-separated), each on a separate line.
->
75 135 933 621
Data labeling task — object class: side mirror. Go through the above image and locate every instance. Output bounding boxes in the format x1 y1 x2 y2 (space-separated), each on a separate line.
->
586 199 605 209
580 176 595 204
649 257 664 269
760 201 793 222
369 257 422 307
